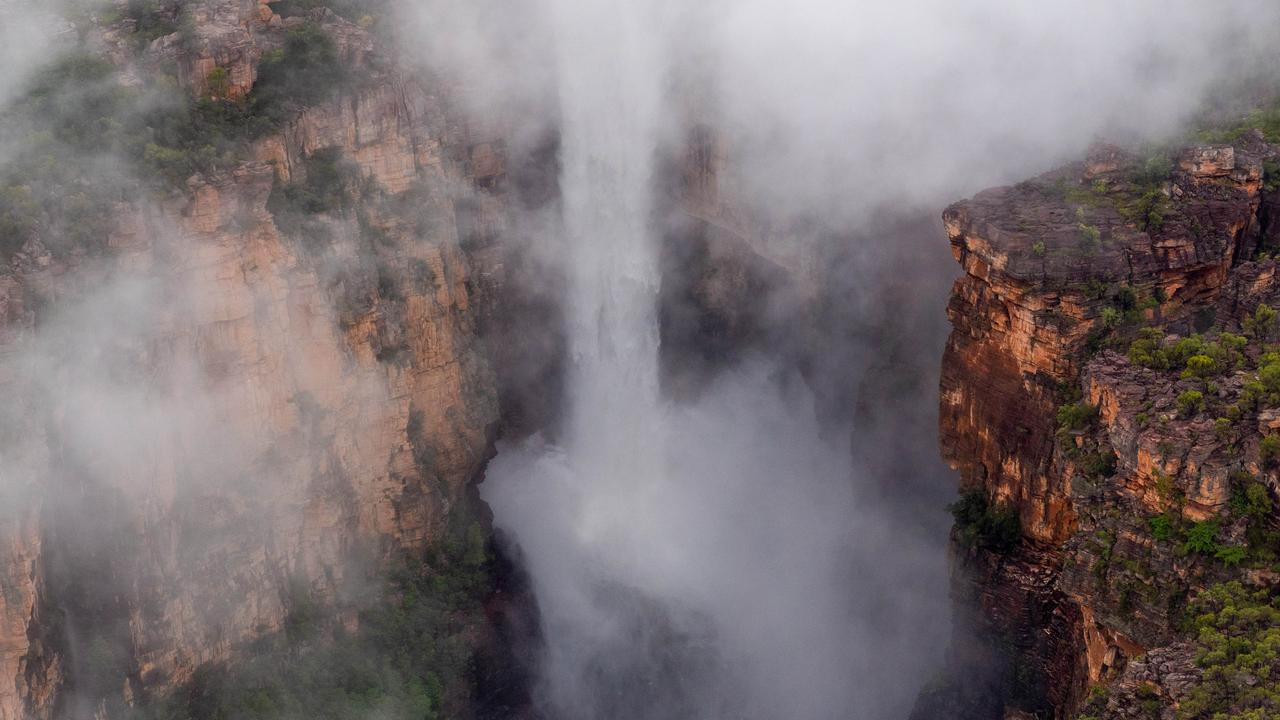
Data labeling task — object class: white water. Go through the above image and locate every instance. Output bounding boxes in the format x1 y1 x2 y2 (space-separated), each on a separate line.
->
479 1 949 717
554 0 666 536
482 0 680 713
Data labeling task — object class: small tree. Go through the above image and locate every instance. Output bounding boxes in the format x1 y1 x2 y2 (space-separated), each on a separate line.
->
1079 222 1102 252
1246 303 1278 341
207 66 231 99
1183 520 1220 555
1177 389 1205 417
1183 354 1217 382
1262 433 1280 466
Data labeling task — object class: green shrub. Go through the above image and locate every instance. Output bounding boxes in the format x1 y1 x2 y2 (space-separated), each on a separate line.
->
1262 434 1280 466
1244 482 1273 517
1182 354 1217 380
1079 451 1118 480
1079 222 1102 252
0 54 136 258
1130 330 1245 379
127 510 494 720
206 66 231 98
1182 520 1220 555
272 0 390 24
1100 306 1120 329
1122 188 1171 232
949 490 1022 553
1129 328 1171 369
119 0 189 49
1246 304 1278 342
1149 513 1175 541
1176 582 1280 719
1154 469 1180 504
1134 150 1174 187
1058 401 1100 434
1230 475 1273 519
1214 417 1233 441
1213 545 1247 566
0 185 39 257
247 24 350 131
1176 390 1205 417
267 147 367 250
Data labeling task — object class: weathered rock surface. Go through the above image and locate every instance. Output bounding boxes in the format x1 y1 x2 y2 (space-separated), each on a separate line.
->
0 2 514 717
937 136 1280 718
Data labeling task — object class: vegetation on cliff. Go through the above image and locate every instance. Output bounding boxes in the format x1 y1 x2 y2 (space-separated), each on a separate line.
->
941 105 1280 720
949 490 1022 552
0 54 134 259
130 515 495 720
1178 582 1280 719
0 4 513 718
0 2 380 264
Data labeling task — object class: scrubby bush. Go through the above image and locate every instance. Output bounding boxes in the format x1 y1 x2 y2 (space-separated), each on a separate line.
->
1079 450 1118 480
949 490 1022 553
1058 401 1100 434
1176 582 1280 719
1182 520 1220 555
1244 482 1273 518
247 24 350 130
1213 545 1247 566
1246 304 1278 342
1262 434 1280 466
273 0 390 25
1135 150 1174 187
1182 354 1217 380
0 54 135 259
1129 328 1171 369
1128 330 1243 379
127 508 494 720
206 66 231 98
1149 513 1175 541
1123 188 1171 233
1079 221 1102 252
1177 390 1206 417
1214 417 1234 441
267 147 369 250
119 0 190 49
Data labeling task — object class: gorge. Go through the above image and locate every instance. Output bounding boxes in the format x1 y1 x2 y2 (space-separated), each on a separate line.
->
0 1 1279 720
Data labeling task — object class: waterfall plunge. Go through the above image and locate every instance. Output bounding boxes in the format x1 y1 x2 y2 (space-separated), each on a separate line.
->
482 1 685 714
480 2 948 718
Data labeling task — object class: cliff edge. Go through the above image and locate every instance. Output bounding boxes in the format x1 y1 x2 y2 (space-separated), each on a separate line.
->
932 134 1280 719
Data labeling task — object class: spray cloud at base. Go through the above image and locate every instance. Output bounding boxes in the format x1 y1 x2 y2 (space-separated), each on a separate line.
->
451 0 1280 718
475 2 948 718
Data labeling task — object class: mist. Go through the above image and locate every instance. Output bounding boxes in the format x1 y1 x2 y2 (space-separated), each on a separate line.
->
1 0 1279 717
399 0 1280 718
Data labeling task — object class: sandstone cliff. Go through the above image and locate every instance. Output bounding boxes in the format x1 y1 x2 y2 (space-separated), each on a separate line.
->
933 136 1280 719
0 2 520 717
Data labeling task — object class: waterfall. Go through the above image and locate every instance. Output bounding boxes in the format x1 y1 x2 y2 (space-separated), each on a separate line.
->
553 0 665 523
482 1 685 715
480 2 949 718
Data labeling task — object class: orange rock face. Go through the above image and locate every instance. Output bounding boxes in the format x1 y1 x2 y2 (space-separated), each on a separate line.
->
0 3 513 717
936 136 1280 718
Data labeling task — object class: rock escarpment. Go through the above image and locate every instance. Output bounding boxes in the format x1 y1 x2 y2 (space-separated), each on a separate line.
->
0 2 525 717
934 137 1280 718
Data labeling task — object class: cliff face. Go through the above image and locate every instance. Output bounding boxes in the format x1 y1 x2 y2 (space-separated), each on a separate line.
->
0 3 516 717
936 136 1280 718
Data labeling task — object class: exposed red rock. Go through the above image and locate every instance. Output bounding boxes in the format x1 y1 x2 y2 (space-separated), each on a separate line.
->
938 135 1280 718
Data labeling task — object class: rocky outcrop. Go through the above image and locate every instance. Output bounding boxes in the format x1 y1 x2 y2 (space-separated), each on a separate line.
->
0 2 518 717
937 136 1280 718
